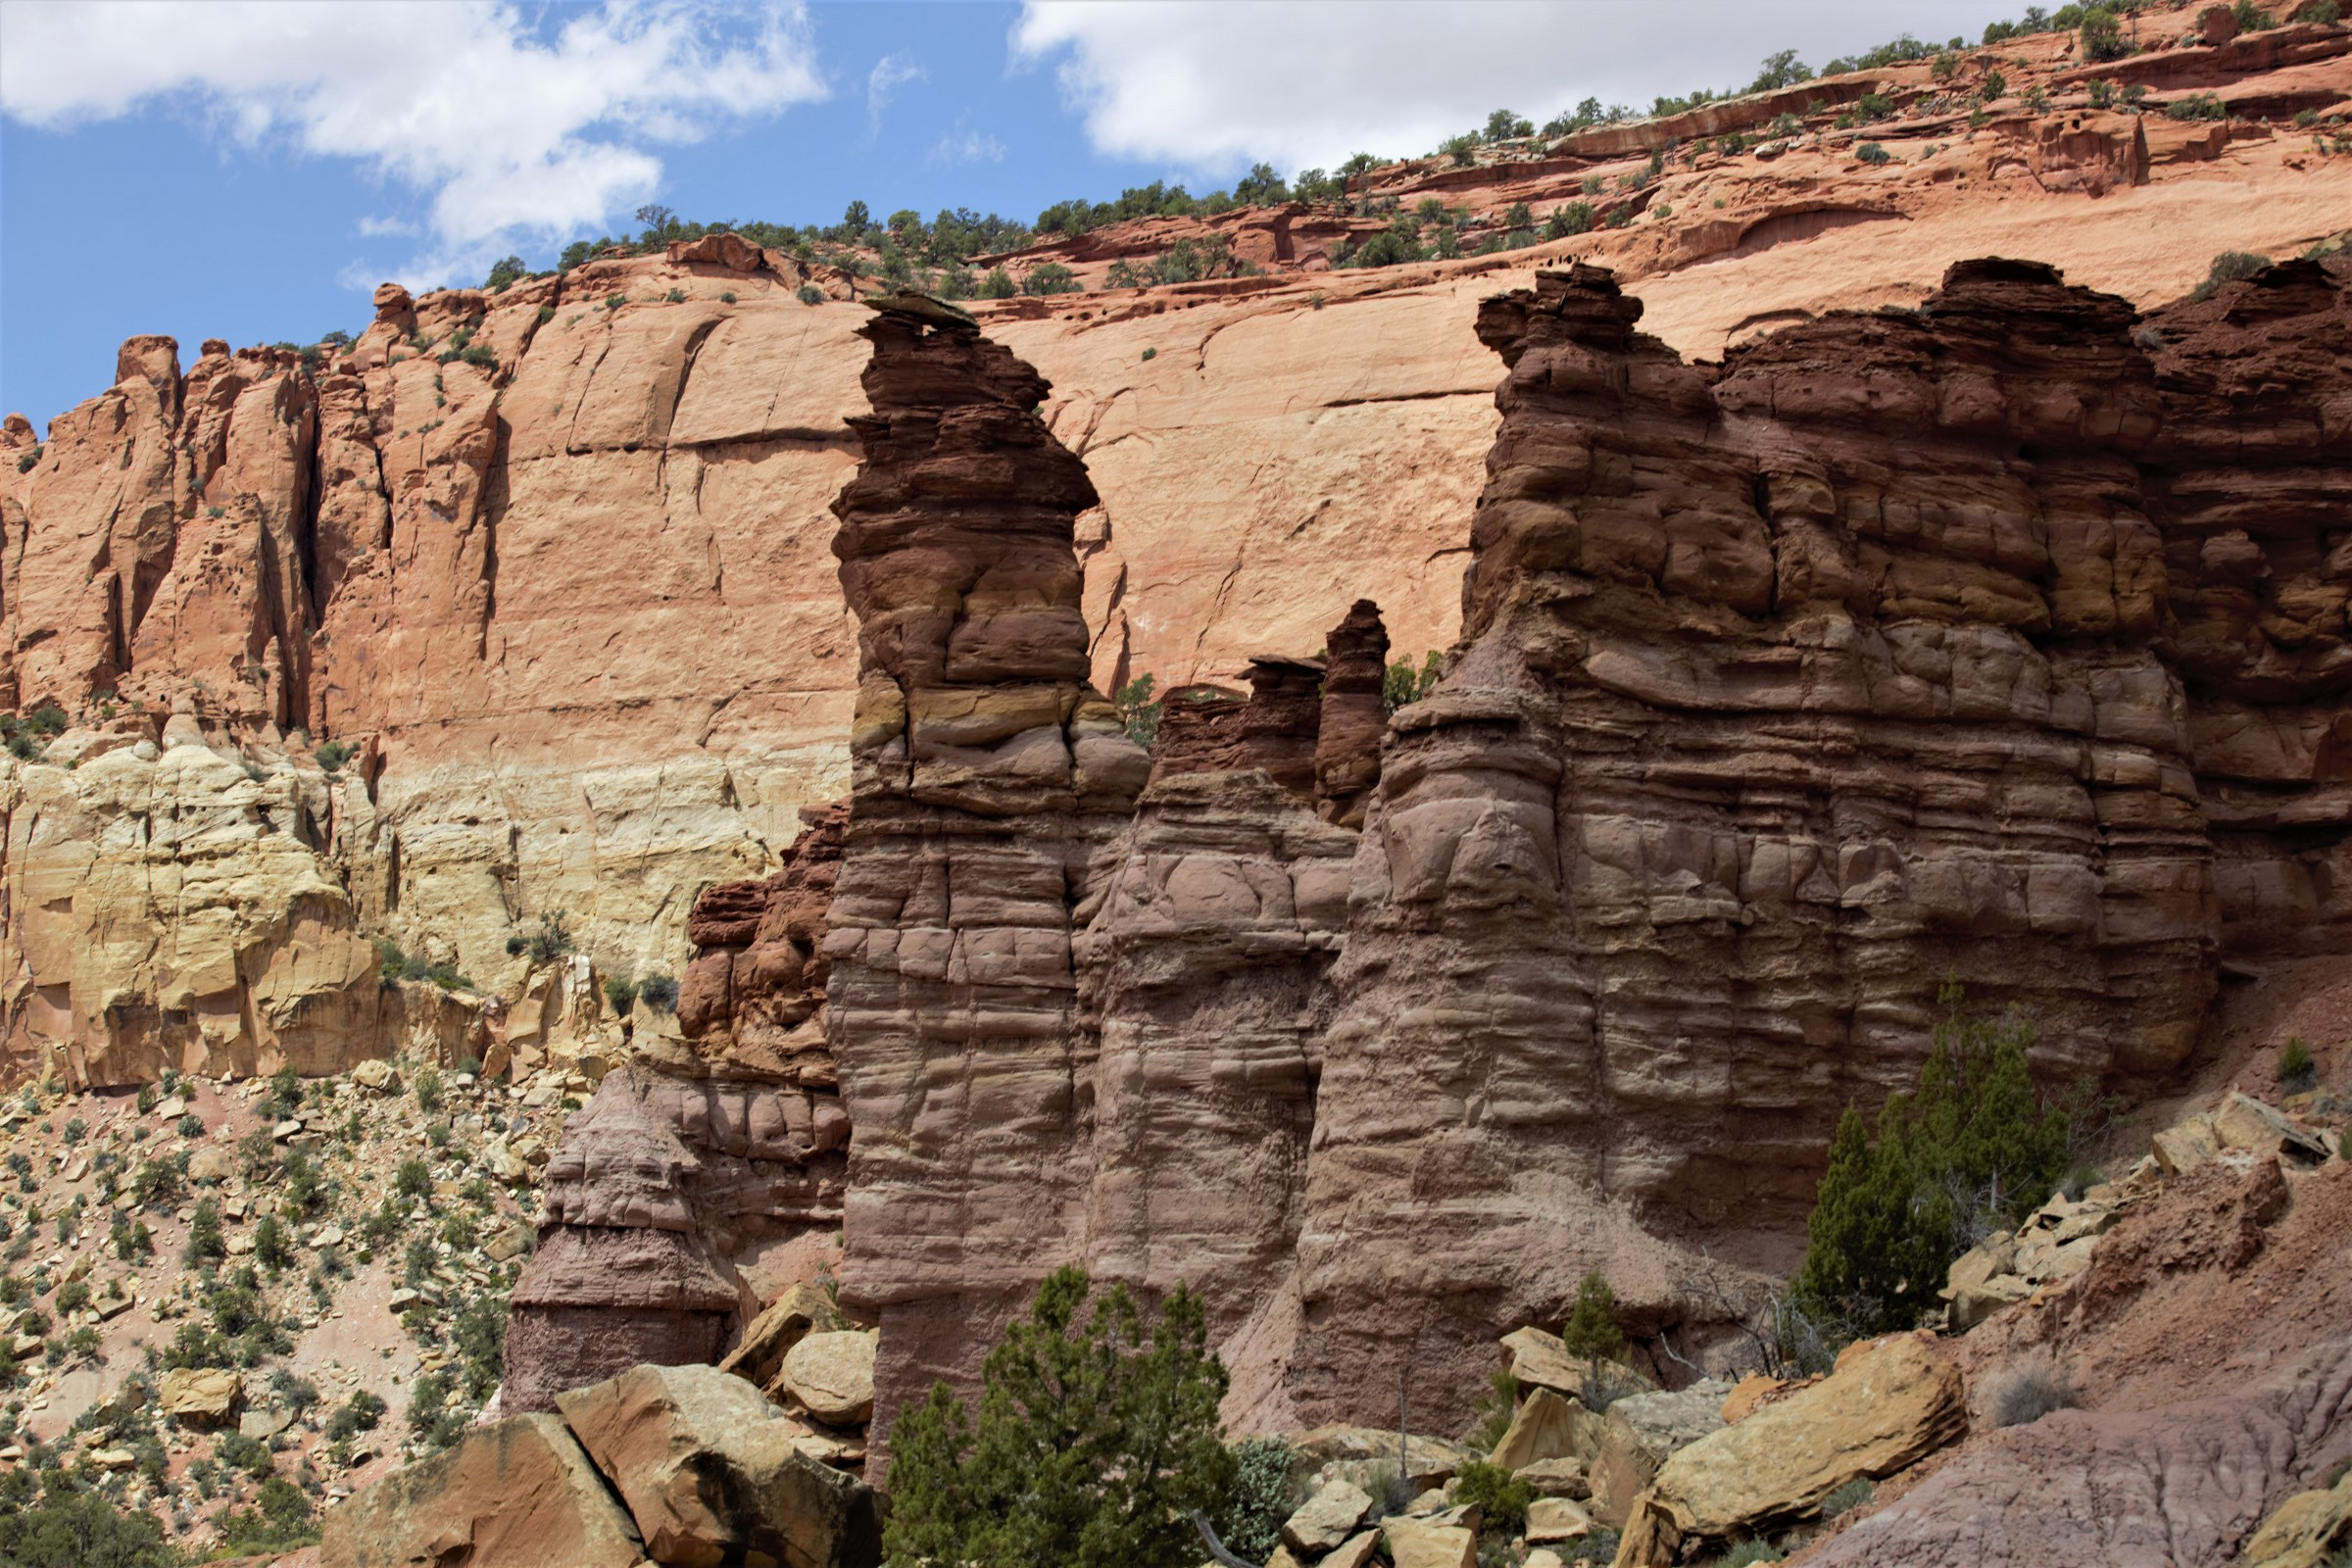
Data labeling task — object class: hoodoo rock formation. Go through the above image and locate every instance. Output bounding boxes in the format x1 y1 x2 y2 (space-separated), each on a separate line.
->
502 253 2348 1450
817 296 1156 1437
1289 256 2350 1421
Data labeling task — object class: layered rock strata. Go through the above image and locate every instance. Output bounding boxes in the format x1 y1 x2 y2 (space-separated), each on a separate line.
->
1285 257 2350 1427
819 298 1153 1439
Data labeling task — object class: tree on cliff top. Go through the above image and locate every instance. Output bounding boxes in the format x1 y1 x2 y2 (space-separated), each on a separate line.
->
1792 985 2083 1337
884 1266 1235 1568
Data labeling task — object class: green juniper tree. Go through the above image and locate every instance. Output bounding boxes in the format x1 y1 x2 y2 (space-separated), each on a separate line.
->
884 1266 1235 1568
1792 985 2081 1336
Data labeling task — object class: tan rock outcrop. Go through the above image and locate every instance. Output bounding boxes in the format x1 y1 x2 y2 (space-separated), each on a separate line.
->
2239 1466 2352 1568
318 1412 647 1568
1611 1335 1968 1565
1491 1387 1607 1473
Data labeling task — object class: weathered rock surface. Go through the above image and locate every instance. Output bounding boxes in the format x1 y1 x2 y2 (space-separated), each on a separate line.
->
1284 253 2352 1429
555 1362 882 1568
1282 1478 1375 1554
1805 1341 2352 1568
318 1412 646 1568
1612 1335 1968 1565
158 1366 240 1426
2240 1466 2352 1568
1491 1387 1608 1473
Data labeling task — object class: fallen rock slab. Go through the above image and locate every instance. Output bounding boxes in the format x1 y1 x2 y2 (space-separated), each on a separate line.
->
1281 1478 1375 1555
1588 1380 1731 1527
1383 1514 1476 1568
1492 1386 1608 1473
556 1362 881 1568
318 1413 645 1568
718 1281 850 1396
1614 1335 1966 1566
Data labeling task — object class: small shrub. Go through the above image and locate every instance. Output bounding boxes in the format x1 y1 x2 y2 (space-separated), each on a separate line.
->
1545 201 1594 237
2088 78 2116 108
982 266 1017 300
314 739 355 772
1451 1459 1533 1537
605 293 629 310
1987 1362 2079 1427
175 1112 204 1139
327 1389 388 1441
2279 1038 2316 1090
185 1200 225 1263
1114 673 1163 751
415 1063 443 1111
664 287 687 303
2133 324 2166 351
1562 1268 1627 1406
1856 141 1892 165
254 1213 291 1270
1384 650 1443 711
637 972 679 1012
1821 1477 1876 1519
2167 92 2229 122
1141 347 1156 361
2234 0 2277 27
1719 1542 1783 1567
61 1117 85 1146
393 1157 431 1199
1214 1436 1295 1561
2191 250 2273 300
1021 262 1081 297
603 974 639 1014
718 290 737 303
797 283 825 305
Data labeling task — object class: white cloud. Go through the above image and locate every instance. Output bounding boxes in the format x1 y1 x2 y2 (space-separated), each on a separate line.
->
930 125 1007 166
1013 0 2001 175
356 216 419 239
866 52 925 134
0 0 825 287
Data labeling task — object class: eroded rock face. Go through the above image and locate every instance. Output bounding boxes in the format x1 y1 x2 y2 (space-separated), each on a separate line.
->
821 297 1153 1447
1285 257 2352 1428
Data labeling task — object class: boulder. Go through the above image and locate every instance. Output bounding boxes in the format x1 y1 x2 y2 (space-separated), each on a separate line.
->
1383 1515 1476 1568
160 1367 241 1426
1613 1335 1968 1566
719 1281 850 1395
318 1413 646 1568
2213 1093 2330 1164
1281 1479 1375 1554
187 1145 237 1183
1499 1325 1586 1399
1287 1425 1467 1494
1321 1533 1382 1568
2153 1112 2224 1176
1527 1495 1595 1544
1491 1387 1608 1472
780 1330 877 1426
352 1058 397 1092
1587 1382 1732 1527
1514 1454 1591 1498
556 1362 882 1568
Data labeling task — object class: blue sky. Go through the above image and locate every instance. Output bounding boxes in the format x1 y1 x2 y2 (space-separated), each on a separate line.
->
1 0 2005 430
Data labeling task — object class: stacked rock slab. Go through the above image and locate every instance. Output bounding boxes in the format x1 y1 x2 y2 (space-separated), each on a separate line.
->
1314 599 1393 827
820 299 1152 1444
1287 259 2351 1429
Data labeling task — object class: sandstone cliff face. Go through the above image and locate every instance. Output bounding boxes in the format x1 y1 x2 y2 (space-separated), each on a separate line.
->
1282 257 2350 1426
